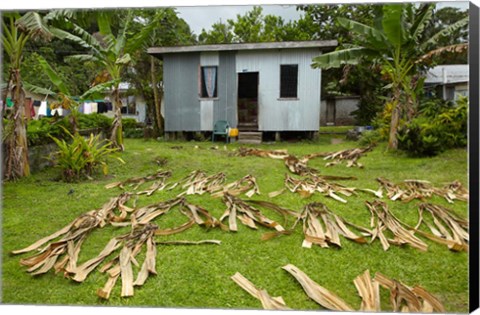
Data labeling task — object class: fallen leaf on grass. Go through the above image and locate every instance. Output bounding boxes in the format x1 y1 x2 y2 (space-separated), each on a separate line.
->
231 272 290 310
282 264 354 311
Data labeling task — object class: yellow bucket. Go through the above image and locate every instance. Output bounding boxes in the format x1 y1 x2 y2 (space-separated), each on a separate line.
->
229 128 239 137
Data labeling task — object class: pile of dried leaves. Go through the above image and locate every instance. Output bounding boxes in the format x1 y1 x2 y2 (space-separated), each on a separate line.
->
232 265 444 313
12 194 223 299
376 177 469 203
366 200 428 252
220 193 285 232
235 145 372 176
413 203 469 252
322 146 374 168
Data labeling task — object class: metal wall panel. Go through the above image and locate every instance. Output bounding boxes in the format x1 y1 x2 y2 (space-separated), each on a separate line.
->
200 51 219 66
213 51 237 128
200 100 214 130
163 53 201 131
236 48 322 131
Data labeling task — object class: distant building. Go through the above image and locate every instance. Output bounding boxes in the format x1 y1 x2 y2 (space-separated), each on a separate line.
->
148 40 337 140
424 64 469 101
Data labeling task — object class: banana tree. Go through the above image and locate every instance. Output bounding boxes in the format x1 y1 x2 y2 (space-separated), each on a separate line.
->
33 55 116 134
311 4 468 150
50 11 133 151
2 12 53 180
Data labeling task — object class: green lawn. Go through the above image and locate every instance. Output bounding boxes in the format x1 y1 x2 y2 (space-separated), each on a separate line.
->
1 136 469 312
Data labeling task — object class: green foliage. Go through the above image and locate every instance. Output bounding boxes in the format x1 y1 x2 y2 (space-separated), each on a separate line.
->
77 113 112 130
49 127 121 182
358 129 384 147
26 117 71 146
198 6 312 44
397 96 467 156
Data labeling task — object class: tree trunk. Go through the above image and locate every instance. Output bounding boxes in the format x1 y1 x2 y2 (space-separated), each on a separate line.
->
387 87 402 150
4 69 30 180
150 56 164 136
109 87 124 151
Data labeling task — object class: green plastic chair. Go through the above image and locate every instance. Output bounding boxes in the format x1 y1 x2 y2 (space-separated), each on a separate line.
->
212 120 230 143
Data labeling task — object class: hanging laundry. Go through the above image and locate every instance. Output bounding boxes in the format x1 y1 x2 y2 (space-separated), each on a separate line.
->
83 102 93 114
51 108 63 116
38 101 48 117
97 102 107 113
90 102 98 114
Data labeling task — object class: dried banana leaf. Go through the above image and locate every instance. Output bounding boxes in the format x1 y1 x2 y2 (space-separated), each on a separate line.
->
210 175 260 198
105 170 172 190
322 146 373 168
156 240 221 245
284 155 319 176
433 180 469 203
236 147 289 159
231 272 290 310
154 219 195 236
14 193 131 276
95 223 159 299
178 171 226 196
377 178 468 204
353 270 380 312
132 197 184 226
300 202 368 249
374 272 444 313
366 200 428 252
413 203 468 252
285 174 357 203
282 264 354 311
181 202 227 230
221 193 285 232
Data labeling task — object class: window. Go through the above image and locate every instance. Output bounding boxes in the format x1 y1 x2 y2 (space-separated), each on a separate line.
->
120 95 137 115
200 66 218 98
280 64 298 98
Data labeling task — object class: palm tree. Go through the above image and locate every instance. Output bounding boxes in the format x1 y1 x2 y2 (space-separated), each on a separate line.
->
2 12 53 180
311 4 468 150
50 11 133 151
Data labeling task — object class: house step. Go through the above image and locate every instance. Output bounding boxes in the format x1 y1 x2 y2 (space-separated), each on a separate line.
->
237 123 259 132
238 131 262 144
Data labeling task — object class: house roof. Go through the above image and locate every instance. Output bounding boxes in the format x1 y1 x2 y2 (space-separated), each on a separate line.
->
148 40 338 56
424 64 469 84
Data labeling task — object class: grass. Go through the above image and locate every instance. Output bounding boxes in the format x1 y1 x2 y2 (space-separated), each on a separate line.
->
1 135 469 312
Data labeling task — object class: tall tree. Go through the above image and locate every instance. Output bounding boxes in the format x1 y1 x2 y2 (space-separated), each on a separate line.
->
198 6 309 44
311 3 468 150
2 12 53 180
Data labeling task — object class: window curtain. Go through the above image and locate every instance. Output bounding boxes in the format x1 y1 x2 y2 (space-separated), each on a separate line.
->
203 67 217 98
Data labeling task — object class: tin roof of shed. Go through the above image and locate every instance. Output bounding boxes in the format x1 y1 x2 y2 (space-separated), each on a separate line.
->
148 40 338 55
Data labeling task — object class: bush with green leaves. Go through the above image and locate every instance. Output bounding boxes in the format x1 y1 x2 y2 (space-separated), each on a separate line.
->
397 96 467 156
49 128 124 182
77 113 113 131
27 117 71 146
358 129 384 147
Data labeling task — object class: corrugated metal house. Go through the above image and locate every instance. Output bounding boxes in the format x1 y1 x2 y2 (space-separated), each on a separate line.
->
424 64 469 101
148 40 337 140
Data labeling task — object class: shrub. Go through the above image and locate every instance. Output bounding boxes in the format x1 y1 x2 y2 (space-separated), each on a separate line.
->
78 113 112 131
27 117 71 146
358 129 384 147
122 118 143 138
397 96 467 157
50 128 123 182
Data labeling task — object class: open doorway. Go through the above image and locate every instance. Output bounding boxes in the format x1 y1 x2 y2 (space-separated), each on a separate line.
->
237 72 259 131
